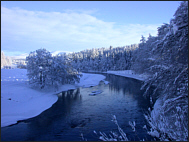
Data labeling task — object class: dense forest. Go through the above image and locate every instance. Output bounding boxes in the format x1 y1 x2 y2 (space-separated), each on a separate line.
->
66 44 138 72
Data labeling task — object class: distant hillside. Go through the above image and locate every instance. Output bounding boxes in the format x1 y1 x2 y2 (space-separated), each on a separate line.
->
10 53 28 60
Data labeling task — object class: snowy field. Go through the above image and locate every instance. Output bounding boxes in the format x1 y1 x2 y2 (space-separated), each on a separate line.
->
1 69 106 127
104 70 149 81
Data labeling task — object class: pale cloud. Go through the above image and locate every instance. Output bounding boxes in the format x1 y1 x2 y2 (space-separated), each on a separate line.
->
63 9 99 16
1 6 161 56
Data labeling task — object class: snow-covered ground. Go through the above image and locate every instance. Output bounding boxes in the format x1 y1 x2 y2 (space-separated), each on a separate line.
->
104 70 149 81
76 73 106 87
1 69 106 127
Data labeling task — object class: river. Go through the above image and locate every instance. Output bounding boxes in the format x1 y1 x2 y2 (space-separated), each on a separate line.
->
1 73 155 141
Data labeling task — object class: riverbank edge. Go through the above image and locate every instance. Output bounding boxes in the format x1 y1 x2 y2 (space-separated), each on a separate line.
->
100 70 187 140
82 70 149 81
1 71 106 128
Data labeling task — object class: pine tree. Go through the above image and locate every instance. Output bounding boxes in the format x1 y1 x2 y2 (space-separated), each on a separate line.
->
138 2 188 140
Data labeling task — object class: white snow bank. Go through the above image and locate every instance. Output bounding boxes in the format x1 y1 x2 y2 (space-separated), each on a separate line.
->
1 69 58 127
104 70 149 81
76 73 106 88
1 69 106 127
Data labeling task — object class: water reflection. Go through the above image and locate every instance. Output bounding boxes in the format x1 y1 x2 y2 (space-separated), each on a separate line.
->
104 74 151 109
28 89 81 124
106 74 142 95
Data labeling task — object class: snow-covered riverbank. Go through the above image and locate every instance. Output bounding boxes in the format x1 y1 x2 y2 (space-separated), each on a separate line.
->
104 70 149 81
1 69 106 127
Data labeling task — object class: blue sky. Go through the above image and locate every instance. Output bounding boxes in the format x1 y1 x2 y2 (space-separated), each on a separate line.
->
1 1 181 56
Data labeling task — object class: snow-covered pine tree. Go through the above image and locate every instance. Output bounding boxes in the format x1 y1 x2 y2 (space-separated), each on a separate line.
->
139 1 188 140
131 35 151 74
140 35 146 44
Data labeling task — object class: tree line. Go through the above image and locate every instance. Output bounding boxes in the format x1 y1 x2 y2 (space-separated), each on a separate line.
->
67 44 138 72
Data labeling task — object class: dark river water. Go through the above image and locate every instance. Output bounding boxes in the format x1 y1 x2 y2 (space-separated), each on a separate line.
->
1 73 155 141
